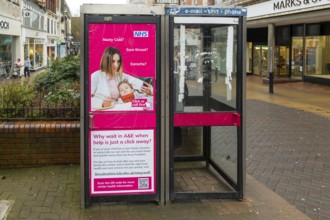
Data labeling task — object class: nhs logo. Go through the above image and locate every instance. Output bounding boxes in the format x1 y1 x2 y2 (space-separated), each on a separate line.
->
134 31 149 37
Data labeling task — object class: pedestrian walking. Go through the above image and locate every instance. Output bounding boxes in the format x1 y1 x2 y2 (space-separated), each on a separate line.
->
12 58 23 78
24 57 31 77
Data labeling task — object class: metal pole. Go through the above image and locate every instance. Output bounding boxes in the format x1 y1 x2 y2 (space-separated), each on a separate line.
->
268 24 275 93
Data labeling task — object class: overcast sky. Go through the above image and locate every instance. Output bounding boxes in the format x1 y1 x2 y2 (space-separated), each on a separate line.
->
67 0 128 16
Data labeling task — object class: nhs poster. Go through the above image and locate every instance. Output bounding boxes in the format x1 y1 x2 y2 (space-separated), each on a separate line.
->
88 23 157 195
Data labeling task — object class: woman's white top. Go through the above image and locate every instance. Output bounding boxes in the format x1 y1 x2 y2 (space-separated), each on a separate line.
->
91 70 145 109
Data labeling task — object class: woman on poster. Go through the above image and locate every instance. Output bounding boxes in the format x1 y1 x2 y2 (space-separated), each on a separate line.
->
91 47 153 110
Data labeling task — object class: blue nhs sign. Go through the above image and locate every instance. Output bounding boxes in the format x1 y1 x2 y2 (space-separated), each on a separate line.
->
134 31 149 37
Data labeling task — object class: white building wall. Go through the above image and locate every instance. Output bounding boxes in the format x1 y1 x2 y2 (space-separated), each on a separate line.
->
46 11 60 64
22 0 48 70
1 0 72 73
0 0 22 68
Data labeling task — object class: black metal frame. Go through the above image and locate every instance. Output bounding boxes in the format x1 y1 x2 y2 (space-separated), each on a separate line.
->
169 16 245 201
83 14 162 206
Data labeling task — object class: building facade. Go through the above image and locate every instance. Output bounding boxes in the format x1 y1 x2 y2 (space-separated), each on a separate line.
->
22 0 48 71
45 0 60 65
245 0 330 85
0 0 71 75
59 0 72 57
0 0 22 77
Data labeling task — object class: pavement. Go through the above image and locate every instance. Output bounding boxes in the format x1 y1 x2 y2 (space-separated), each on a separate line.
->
246 76 330 220
0 68 43 87
1 75 330 220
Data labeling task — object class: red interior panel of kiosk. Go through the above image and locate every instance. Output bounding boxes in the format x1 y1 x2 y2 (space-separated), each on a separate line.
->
174 112 240 127
91 113 156 129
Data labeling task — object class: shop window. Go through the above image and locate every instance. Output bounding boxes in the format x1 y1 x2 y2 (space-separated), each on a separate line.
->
47 18 50 33
24 44 29 62
31 13 40 29
291 37 303 78
305 36 330 76
0 36 12 76
23 16 31 27
29 38 34 67
51 20 53 34
321 22 330 35
35 44 43 68
247 42 252 73
306 24 320 36
50 20 57 34
252 45 268 76
275 26 290 46
24 11 43 30
40 16 44 31
247 28 267 43
292 24 303 37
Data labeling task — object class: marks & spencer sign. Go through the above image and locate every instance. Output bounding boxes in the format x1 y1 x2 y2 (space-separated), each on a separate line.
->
274 0 324 10
247 0 328 19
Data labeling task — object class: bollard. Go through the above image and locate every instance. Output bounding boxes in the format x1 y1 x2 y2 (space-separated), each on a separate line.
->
269 72 274 94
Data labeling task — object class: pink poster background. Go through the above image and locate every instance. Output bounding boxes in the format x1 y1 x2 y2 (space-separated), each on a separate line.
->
88 23 156 78
93 177 153 194
88 23 157 196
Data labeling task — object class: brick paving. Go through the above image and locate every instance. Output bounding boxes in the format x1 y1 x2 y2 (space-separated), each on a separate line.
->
1 76 330 219
0 165 310 220
246 99 330 220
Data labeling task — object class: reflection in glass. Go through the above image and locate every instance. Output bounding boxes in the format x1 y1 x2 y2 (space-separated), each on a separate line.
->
291 37 303 78
172 19 241 194
32 13 40 29
28 38 44 69
275 46 290 78
35 44 43 68
305 36 330 77
23 16 31 27
210 126 237 184
0 36 12 76
173 24 238 113
174 126 203 157
247 42 252 73
253 45 268 76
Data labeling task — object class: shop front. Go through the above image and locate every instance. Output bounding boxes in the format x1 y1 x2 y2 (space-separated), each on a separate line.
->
24 38 46 71
47 38 58 65
0 16 21 78
0 35 13 78
246 0 330 85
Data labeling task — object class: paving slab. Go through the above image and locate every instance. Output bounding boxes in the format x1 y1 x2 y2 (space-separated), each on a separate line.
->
0 164 311 220
0 200 13 220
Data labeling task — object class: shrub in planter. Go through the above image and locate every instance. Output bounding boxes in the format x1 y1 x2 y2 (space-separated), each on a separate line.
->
0 81 36 118
34 55 80 92
0 56 81 119
34 55 80 106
